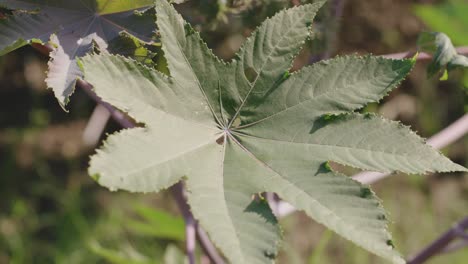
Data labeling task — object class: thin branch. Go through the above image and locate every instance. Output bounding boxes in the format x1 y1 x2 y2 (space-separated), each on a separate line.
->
172 182 225 264
381 46 468 60
197 226 226 264
407 216 468 264
275 112 468 217
441 239 468 254
186 221 197 264
172 183 197 264
186 219 196 264
79 80 135 128
82 104 111 147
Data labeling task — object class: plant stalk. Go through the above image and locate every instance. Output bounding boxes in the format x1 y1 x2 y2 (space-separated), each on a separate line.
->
407 216 468 264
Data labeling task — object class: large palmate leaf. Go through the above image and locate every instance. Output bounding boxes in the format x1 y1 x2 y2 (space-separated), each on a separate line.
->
0 0 156 108
81 1 467 263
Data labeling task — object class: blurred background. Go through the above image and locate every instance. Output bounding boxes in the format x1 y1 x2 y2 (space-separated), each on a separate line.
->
0 0 467 263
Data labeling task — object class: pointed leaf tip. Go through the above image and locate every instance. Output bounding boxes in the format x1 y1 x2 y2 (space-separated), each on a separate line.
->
81 2 466 264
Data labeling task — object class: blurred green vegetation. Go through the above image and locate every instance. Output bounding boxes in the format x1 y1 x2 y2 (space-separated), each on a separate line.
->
0 0 467 263
413 0 468 46
414 0 468 94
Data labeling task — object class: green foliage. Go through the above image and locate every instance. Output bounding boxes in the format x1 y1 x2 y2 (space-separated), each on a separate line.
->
86 203 185 264
89 241 156 264
417 32 468 80
308 230 333 264
0 0 156 108
163 245 188 264
80 1 466 263
413 0 468 46
126 204 185 241
414 0 468 87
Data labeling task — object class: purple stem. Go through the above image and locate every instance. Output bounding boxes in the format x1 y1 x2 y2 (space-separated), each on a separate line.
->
82 104 111 147
197 227 226 264
172 182 225 264
186 219 196 264
382 47 468 60
79 80 135 129
407 216 468 264
172 183 197 264
442 239 468 254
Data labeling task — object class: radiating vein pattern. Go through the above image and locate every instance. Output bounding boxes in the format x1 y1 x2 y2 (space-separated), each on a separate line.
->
238 55 414 126
79 1 467 264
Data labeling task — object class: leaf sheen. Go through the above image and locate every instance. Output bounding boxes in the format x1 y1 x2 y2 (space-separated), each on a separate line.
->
81 1 467 264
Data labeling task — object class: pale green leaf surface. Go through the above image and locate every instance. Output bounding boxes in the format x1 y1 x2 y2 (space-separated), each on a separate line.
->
227 138 398 263
82 1 467 263
230 3 324 116
185 139 280 263
236 55 414 125
84 53 281 263
240 114 465 174
0 0 155 107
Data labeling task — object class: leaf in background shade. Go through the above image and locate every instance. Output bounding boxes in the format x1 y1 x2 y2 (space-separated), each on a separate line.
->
89 240 154 264
417 31 468 80
107 32 159 67
0 0 156 108
163 245 187 264
81 1 467 263
126 205 185 241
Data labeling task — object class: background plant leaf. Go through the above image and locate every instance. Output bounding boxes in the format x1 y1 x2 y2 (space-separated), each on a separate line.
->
417 31 468 80
0 0 156 108
126 204 185 241
81 1 467 264
89 240 155 264
107 32 159 67
163 245 188 264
